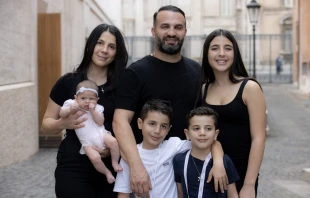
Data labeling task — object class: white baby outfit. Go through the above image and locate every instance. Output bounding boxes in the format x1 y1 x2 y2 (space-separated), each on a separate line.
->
62 99 110 154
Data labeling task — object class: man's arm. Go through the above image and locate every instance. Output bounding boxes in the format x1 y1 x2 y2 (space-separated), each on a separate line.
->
117 193 130 198
113 109 152 198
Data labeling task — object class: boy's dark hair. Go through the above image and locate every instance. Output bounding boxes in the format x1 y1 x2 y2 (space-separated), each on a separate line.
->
153 5 186 27
140 99 173 121
186 106 219 129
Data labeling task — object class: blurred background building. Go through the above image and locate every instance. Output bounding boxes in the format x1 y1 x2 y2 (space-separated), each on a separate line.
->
101 0 294 85
1 0 309 167
0 0 113 167
293 0 310 92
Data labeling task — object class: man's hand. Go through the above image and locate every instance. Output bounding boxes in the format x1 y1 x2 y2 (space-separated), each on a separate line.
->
130 163 152 198
92 147 110 158
207 162 228 193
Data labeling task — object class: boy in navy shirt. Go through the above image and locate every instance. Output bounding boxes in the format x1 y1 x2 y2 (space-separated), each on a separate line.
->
173 107 239 198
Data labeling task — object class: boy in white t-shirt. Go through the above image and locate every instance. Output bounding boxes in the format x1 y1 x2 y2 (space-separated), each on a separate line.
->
114 100 224 197
59 80 122 183
113 99 191 198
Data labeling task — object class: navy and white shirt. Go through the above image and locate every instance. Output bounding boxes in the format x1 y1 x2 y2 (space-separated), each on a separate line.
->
173 152 239 198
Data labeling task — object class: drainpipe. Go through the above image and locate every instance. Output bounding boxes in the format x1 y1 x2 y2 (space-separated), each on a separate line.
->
297 0 301 89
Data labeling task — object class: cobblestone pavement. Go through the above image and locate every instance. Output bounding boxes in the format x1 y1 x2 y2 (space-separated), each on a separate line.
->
0 84 310 198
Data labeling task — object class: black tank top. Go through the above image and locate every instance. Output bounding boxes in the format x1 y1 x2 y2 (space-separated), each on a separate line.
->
202 79 250 178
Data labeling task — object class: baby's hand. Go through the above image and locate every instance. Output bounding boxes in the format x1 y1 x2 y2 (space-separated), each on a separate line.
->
89 103 96 111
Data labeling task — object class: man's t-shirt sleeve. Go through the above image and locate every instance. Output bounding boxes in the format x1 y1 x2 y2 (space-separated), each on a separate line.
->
115 69 141 111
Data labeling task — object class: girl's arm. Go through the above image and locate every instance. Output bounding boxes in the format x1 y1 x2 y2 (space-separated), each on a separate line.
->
240 81 266 198
89 103 104 126
227 183 239 198
41 98 86 134
208 140 228 193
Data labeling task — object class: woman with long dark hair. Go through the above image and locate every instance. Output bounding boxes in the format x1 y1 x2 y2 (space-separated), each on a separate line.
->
41 24 128 197
201 29 266 198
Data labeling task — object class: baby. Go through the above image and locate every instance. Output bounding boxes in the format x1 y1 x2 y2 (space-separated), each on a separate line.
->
59 80 122 183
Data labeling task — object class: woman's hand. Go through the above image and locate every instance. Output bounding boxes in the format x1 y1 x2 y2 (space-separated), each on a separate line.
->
207 162 228 193
60 107 87 129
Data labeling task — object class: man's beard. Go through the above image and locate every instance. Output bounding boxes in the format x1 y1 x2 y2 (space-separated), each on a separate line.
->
155 35 184 55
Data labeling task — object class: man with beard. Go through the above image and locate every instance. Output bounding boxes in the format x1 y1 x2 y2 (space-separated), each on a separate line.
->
113 5 201 197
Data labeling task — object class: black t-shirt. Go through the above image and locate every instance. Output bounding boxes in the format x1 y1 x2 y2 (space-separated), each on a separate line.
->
115 55 201 143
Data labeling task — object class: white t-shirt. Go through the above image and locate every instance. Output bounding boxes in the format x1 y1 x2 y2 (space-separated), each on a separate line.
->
61 99 110 154
113 137 191 198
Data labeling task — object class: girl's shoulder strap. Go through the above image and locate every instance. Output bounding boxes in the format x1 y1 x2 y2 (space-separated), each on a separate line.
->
202 82 209 100
237 78 250 97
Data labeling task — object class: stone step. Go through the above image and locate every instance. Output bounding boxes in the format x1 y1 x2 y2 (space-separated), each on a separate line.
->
301 168 310 183
273 180 310 198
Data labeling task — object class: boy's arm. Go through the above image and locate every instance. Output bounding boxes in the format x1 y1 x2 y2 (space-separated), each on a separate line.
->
117 193 130 198
227 183 239 198
176 182 183 198
89 103 104 125
207 140 228 193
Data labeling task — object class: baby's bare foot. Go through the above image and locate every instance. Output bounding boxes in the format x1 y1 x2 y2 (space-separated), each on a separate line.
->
112 163 123 172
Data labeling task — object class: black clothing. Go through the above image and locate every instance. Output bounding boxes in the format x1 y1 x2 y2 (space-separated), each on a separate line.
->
115 55 201 143
51 73 117 198
202 79 258 193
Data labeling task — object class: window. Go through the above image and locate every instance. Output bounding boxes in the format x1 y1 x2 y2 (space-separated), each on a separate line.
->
302 62 308 75
123 19 135 36
283 30 292 53
221 0 233 16
284 0 293 8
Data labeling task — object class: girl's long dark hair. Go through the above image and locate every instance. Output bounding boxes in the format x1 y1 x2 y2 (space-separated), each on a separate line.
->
75 24 128 94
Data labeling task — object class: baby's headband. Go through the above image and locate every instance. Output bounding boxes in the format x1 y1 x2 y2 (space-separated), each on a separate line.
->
76 87 98 96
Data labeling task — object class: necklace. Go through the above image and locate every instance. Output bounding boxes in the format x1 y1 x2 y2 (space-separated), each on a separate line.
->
191 155 201 182
150 51 157 58
98 85 104 93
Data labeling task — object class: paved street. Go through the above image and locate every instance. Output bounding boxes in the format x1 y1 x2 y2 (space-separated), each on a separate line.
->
0 83 310 198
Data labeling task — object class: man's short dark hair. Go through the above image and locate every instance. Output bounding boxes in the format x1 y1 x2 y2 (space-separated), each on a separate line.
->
140 99 173 121
153 5 186 27
186 106 219 129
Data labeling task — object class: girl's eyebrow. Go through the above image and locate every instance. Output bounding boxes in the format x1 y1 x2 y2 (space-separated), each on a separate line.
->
210 44 233 48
